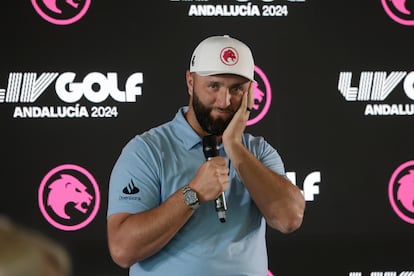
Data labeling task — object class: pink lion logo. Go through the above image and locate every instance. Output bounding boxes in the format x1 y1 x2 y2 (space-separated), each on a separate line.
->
251 81 265 111
388 160 414 224
389 0 411 15
39 164 100 231
381 0 414 26
47 174 93 220
42 0 79 14
246 66 272 126
397 170 414 213
31 0 91 25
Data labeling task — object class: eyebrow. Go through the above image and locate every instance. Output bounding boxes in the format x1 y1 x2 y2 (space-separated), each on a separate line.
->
207 80 249 87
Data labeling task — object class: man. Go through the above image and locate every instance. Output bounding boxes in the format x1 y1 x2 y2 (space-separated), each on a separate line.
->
107 35 305 275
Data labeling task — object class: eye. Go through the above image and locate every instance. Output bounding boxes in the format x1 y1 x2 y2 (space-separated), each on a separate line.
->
230 86 244 95
208 82 220 89
208 82 221 92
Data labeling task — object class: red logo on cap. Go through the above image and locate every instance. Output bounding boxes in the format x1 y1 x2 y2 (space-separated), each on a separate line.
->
220 47 238 66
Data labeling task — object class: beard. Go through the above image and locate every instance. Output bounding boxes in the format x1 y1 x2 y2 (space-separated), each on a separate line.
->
192 89 234 135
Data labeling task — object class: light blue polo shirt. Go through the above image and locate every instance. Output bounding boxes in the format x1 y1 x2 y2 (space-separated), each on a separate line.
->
107 106 287 276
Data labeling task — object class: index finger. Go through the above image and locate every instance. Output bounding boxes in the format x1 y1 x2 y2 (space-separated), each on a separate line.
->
245 81 254 110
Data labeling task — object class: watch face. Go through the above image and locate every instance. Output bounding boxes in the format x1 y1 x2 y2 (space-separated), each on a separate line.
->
183 187 199 209
185 190 197 204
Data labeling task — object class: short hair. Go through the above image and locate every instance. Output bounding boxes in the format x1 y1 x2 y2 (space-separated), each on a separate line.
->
0 216 71 276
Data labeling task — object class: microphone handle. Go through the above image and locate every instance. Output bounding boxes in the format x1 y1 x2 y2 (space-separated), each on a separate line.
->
203 135 227 223
207 156 227 223
215 192 227 223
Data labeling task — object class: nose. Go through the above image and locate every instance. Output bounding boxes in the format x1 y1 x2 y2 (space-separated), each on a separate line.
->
216 88 231 108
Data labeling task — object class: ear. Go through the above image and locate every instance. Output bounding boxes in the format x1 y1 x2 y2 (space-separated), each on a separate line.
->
186 70 194 96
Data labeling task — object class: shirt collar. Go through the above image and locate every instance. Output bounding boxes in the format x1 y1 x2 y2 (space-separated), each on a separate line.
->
172 106 203 151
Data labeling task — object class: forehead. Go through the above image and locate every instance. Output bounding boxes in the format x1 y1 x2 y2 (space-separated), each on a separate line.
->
195 73 250 86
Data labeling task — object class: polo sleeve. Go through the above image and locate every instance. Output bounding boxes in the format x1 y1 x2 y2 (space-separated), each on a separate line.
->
246 135 286 177
107 136 161 217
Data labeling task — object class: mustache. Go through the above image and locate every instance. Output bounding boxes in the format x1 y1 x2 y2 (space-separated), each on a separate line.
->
212 106 237 114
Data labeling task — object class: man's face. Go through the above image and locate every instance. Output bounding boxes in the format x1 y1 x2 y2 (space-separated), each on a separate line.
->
191 74 250 135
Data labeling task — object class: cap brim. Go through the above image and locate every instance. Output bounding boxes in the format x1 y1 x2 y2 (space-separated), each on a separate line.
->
194 71 256 82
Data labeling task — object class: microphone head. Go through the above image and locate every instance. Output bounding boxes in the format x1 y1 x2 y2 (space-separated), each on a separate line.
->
202 135 219 160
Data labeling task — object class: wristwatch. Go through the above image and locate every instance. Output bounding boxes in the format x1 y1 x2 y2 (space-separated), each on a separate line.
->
182 185 200 210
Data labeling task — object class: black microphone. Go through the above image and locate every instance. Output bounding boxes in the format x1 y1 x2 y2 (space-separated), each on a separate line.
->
202 135 227 223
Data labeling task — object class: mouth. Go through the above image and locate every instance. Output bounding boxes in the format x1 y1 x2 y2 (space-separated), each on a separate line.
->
212 108 233 116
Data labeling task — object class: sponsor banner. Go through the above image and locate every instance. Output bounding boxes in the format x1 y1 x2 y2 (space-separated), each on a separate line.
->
337 71 414 116
169 0 306 17
0 72 143 119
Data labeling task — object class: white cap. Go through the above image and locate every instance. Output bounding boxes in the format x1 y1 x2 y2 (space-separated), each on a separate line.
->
189 35 255 81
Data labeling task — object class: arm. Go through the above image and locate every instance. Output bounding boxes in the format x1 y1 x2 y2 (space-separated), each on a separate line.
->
224 141 305 233
107 156 229 268
222 84 305 233
107 189 193 268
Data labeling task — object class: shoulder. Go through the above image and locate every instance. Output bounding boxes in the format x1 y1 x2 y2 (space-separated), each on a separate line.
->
242 133 269 149
124 121 175 154
242 133 282 161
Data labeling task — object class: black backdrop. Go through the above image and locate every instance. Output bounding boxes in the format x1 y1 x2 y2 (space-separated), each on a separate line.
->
1 1 414 275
